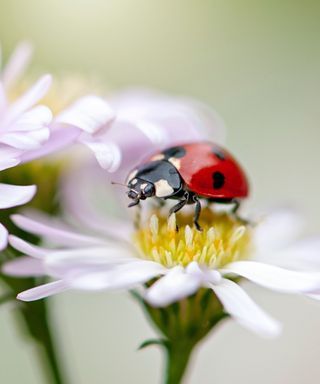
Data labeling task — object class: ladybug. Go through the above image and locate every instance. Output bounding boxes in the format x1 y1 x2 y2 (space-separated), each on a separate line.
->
126 142 249 230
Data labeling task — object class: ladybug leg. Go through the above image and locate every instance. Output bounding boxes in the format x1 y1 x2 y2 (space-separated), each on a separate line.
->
192 195 202 231
231 199 249 225
169 192 189 230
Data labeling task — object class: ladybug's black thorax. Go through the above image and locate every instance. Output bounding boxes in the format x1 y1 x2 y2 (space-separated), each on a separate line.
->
129 160 183 199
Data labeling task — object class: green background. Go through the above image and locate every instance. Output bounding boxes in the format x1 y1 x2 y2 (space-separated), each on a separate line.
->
0 1 320 383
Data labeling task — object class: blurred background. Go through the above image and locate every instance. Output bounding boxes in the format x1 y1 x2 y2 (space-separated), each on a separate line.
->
0 0 320 383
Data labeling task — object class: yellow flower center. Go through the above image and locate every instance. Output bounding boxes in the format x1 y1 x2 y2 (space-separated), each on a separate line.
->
134 208 253 268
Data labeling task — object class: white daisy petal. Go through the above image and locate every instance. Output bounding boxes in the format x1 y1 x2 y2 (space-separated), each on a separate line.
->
272 237 320 271
0 128 50 150
0 184 36 209
3 256 46 277
12 105 52 132
0 82 7 111
254 208 303 254
0 223 8 251
221 261 320 293
145 266 202 307
210 278 282 338
0 157 20 171
17 280 69 302
2 41 33 89
81 140 122 171
9 235 49 258
11 214 108 247
69 260 165 290
5 75 52 124
56 95 114 133
45 246 134 277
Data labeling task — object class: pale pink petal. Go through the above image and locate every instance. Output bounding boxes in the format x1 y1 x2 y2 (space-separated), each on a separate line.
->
4 75 52 124
145 266 202 307
2 256 45 277
17 280 69 301
210 278 282 338
80 140 122 171
97 120 164 175
68 260 165 290
270 237 320 271
61 165 132 241
254 208 303 255
45 246 135 278
0 184 36 209
0 128 50 149
10 105 52 132
56 95 114 133
0 157 20 171
11 214 108 247
20 125 80 163
9 235 49 258
1 42 33 89
221 261 320 293
0 83 6 112
0 223 8 250
110 89 225 144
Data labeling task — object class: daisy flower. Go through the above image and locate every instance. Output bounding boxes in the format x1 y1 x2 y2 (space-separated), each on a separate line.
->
4 161 320 339
0 43 53 247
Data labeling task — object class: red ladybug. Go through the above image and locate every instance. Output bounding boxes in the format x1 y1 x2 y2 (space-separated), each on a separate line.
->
126 142 249 229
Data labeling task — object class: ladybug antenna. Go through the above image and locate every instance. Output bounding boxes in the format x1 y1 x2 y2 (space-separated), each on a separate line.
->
111 181 127 188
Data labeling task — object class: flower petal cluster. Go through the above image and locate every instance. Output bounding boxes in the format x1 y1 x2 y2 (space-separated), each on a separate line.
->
0 43 115 246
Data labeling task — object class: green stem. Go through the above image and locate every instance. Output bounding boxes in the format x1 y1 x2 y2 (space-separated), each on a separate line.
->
36 315 65 384
165 342 194 384
20 299 66 384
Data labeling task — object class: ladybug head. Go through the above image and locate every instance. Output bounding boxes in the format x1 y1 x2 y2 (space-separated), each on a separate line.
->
127 178 155 207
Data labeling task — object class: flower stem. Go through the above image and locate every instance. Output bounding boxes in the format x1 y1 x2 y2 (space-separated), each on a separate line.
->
35 313 65 384
165 342 194 384
20 299 66 384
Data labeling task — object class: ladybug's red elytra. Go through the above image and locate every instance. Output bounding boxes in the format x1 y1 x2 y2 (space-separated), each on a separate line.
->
126 142 249 230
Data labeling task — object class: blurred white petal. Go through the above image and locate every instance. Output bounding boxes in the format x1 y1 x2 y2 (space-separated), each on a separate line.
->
1 41 33 89
0 223 8 251
56 95 114 133
222 261 320 293
69 260 165 290
0 184 36 209
9 235 49 258
254 208 304 255
11 105 52 132
11 214 108 247
145 266 202 307
210 278 282 338
0 128 50 149
3 256 45 277
81 140 122 171
17 280 69 302
4 75 52 124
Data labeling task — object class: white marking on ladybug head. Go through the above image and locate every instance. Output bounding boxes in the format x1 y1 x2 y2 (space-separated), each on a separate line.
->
127 169 138 184
151 154 165 161
131 178 138 186
154 179 174 197
140 183 148 190
168 157 181 170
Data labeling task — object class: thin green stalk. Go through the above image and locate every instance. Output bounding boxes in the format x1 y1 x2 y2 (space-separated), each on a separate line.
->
165 342 194 384
19 299 67 384
35 312 65 384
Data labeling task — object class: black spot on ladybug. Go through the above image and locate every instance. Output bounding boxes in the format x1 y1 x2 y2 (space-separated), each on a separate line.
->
212 171 225 189
162 146 186 159
212 147 226 161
